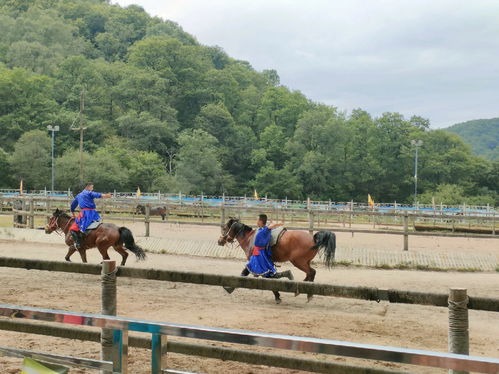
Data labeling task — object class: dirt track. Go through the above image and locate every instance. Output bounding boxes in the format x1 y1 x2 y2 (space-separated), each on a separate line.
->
0 234 498 374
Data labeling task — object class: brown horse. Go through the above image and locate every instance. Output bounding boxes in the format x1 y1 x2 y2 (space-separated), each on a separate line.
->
45 209 146 266
218 217 336 303
136 204 168 220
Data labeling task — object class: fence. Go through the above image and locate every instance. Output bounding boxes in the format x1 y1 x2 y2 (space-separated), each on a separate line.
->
0 195 496 251
1 188 496 213
1 304 498 374
1 258 498 373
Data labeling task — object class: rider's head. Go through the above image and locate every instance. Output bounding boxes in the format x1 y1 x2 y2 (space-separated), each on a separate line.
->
84 182 94 191
257 214 267 227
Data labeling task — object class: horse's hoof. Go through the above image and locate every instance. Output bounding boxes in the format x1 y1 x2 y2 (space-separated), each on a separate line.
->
223 286 235 294
65 258 71 262
307 295 314 303
275 298 282 305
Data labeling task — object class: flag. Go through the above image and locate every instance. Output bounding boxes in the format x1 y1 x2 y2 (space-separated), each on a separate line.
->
20 180 23 195
368 194 374 207
21 357 68 374
253 189 259 200
136 187 141 198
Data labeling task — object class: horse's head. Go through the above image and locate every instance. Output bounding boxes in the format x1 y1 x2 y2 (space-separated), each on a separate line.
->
218 217 240 246
45 209 69 234
136 204 145 214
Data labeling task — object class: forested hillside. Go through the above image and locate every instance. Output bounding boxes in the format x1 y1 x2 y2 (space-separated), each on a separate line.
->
445 118 499 161
0 0 497 205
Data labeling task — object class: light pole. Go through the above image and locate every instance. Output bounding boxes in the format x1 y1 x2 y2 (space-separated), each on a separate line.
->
47 125 60 192
411 139 423 205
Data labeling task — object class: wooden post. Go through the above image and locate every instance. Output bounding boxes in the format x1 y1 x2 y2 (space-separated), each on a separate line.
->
448 288 469 374
349 200 353 229
201 194 204 223
221 202 226 230
101 260 117 374
145 204 150 237
403 214 408 251
308 210 314 235
29 198 34 229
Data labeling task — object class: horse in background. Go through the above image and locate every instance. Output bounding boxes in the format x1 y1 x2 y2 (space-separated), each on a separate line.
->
136 204 168 220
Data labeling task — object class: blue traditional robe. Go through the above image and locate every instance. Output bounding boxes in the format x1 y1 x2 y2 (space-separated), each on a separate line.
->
246 226 276 277
70 190 102 232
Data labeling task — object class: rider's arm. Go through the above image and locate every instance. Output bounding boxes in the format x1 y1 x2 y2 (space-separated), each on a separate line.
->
268 223 282 229
91 191 112 199
70 198 78 215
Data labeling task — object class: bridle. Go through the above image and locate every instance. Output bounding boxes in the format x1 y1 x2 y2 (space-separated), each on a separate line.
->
46 214 74 234
221 219 252 243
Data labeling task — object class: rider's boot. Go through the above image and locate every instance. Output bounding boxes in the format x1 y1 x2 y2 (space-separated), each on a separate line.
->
273 269 294 281
71 230 82 250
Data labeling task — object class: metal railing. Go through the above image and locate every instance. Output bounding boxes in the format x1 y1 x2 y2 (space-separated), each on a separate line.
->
0 189 495 215
1 304 498 374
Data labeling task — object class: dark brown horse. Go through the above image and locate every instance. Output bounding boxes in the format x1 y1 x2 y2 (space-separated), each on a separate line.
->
45 209 146 266
218 217 336 303
136 204 168 220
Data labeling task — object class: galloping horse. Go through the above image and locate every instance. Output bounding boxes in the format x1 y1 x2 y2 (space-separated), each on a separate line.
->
45 209 146 266
218 217 336 303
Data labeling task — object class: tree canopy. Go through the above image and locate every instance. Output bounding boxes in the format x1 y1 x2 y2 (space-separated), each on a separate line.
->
0 0 496 205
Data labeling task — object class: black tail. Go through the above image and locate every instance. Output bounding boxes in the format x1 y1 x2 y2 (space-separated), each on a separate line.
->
119 227 146 261
312 231 336 268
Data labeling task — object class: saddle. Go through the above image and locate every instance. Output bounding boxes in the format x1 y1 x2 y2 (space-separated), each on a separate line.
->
86 221 102 230
270 227 287 248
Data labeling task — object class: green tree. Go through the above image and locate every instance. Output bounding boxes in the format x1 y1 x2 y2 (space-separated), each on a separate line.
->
175 129 224 194
10 130 51 189
0 66 58 151
194 102 235 145
116 111 177 157
253 163 303 199
0 147 12 188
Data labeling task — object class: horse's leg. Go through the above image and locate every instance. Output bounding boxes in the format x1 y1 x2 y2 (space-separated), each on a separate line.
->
97 244 111 262
305 264 317 303
273 289 281 304
223 267 249 294
290 259 316 302
113 244 128 266
78 248 88 263
65 246 76 262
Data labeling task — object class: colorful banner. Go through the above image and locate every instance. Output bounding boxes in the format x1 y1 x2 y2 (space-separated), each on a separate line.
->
368 194 374 207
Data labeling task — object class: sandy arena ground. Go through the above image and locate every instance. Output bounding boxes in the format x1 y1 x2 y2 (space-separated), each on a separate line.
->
0 223 498 373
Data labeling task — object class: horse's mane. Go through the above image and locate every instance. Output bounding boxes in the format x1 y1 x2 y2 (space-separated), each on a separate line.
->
54 210 71 219
228 218 253 236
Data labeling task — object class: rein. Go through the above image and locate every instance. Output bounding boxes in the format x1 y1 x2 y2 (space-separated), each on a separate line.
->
50 215 74 235
234 228 255 250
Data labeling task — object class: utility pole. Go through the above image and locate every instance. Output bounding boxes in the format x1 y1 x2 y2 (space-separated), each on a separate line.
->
411 139 423 206
47 125 60 192
72 90 87 184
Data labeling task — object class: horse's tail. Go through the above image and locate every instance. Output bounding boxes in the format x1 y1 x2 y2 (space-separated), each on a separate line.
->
119 227 146 261
312 231 336 268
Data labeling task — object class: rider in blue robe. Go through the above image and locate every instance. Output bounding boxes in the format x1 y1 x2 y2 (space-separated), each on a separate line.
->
245 214 279 278
69 183 111 248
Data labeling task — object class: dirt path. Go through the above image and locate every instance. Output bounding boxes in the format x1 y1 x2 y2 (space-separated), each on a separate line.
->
0 239 498 373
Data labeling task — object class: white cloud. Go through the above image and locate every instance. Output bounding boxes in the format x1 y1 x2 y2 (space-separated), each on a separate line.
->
114 0 499 127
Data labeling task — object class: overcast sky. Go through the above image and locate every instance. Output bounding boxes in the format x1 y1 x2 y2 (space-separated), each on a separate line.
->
114 0 499 128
